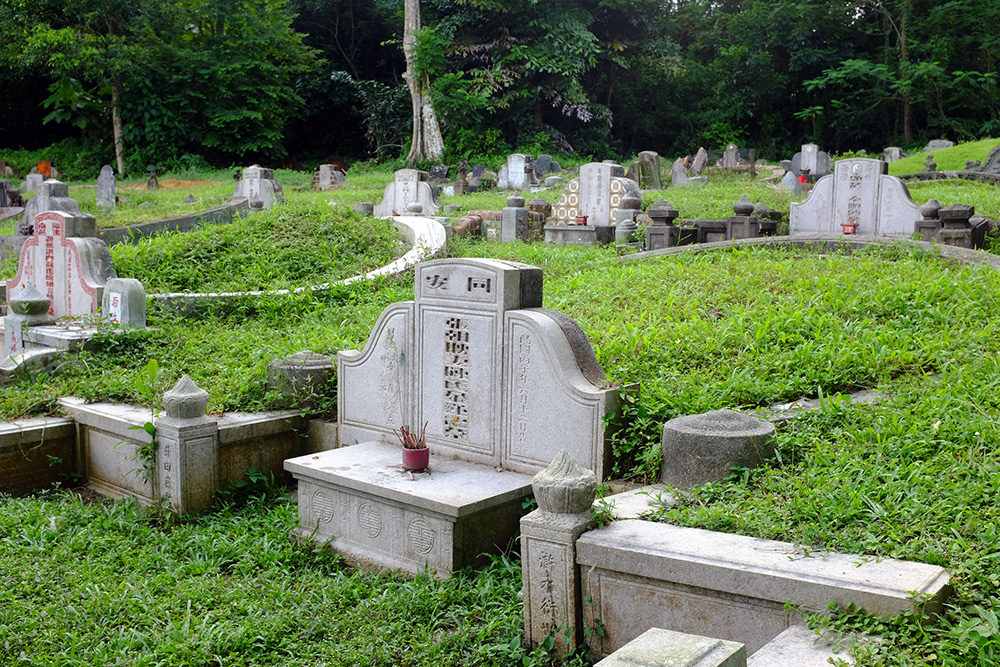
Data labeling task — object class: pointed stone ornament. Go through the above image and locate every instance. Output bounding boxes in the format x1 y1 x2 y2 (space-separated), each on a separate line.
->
920 198 942 219
532 449 598 515
163 375 209 419
733 194 755 216
9 283 54 323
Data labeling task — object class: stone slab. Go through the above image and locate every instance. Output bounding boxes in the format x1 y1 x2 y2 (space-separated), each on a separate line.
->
374 169 440 217
596 628 746 667
545 225 615 245
747 623 855 666
97 165 116 211
285 440 532 518
578 520 951 620
285 441 532 576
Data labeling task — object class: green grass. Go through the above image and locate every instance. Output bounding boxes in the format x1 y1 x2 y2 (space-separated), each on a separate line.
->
0 490 576 667
887 138 999 175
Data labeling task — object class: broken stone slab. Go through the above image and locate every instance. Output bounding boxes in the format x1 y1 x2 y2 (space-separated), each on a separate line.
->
595 628 746 667
747 623 860 666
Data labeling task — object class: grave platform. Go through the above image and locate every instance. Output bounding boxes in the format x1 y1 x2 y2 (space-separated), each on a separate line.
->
285 441 533 577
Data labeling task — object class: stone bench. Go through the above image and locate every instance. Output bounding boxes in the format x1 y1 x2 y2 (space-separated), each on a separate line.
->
285 258 626 577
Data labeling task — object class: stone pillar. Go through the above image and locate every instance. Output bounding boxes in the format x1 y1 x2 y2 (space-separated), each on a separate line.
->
156 375 218 514
615 194 643 244
501 195 530 243
522 450 597 655
2 284 54 360
726 195 760 240
914 199 942 242
102 278 147 328
637 151 662 189
937 204 974 248
645 199 679 251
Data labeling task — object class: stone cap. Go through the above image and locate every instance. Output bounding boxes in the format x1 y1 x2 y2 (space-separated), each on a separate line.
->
938 203 974 222
620 194 642 211
163 375 210 419
505 195 526 208
920 199 942 219
532 450 598 515
733 195 755 216
665 409 774 439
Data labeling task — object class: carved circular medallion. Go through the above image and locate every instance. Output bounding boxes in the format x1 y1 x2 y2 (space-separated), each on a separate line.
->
358 503 383 539
312 490 335 524
408 518 436 555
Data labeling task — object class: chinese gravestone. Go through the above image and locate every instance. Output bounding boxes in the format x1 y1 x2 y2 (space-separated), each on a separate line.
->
374 169 441 217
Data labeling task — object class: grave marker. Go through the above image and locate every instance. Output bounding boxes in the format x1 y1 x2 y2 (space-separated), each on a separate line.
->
790 158 923 238
97 165 116 211
549 162 640 228
374 169 441 217
7 210 115 318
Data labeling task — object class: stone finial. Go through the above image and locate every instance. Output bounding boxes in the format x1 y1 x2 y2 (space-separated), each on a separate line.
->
406 201 424 214
506 195 526 208
733 195 755 216
163 375 210 419
532 450 598 515
647 199 678 225
920 199 942 220
620 194 642 211
9 283 52 318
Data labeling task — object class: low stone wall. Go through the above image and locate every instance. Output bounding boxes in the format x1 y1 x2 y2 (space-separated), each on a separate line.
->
0 417 77 496
150 215 447 316
97 199 249 246
898 171 1000 185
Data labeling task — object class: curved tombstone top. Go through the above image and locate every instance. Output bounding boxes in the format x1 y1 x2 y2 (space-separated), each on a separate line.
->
337 257 625 479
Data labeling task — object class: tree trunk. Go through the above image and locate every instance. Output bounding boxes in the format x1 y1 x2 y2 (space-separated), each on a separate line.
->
403 0 444 166
112 76 126 175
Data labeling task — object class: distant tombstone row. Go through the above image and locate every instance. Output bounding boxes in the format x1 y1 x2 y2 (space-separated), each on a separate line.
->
373 169 441 217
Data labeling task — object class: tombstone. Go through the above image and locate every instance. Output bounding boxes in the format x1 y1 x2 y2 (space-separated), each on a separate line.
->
789 144 831 177
923 139 955 152
428 165 450 185
374 169 441 217
232 166 284 210
976 144 1000 174
20 173 44 193
536 155 553 173
720 144 741 169
146 170 159 190
922 155 937 173
453 160 468 196
8 210 116 318
549 162 640 228
284 258 628 576
496 154 532 190
96 165 116 212
636 151 662 190
790 158 923 238
501 195 530 243
671 160 689 187
780 170 802 194
0 180 13 208
317 164 346 190
102 278 147 328
883 147 904 163
18 179 83 236
690 147 709 175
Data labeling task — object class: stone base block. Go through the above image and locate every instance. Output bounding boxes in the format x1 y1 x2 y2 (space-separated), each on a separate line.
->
545 225 614 245
596 628 746 667
284 441 533 578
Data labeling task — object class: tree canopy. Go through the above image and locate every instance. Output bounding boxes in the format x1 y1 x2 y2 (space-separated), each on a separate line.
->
1 0 996 170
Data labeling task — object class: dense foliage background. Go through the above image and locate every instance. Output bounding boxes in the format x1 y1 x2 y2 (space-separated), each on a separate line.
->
1 0 997 172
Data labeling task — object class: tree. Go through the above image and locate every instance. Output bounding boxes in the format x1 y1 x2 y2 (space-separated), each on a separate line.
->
404 0 444 165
